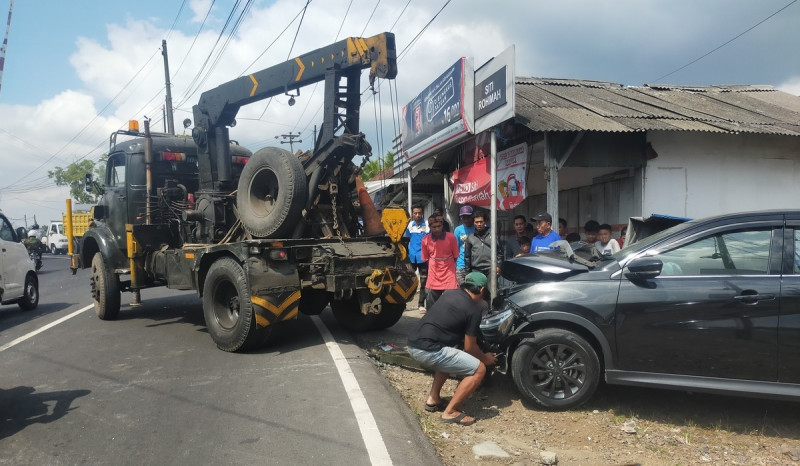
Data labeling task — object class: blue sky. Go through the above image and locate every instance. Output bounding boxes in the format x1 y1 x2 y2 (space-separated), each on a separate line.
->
1 0 798 224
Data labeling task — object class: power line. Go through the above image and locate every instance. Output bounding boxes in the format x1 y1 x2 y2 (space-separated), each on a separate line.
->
650 0 798 83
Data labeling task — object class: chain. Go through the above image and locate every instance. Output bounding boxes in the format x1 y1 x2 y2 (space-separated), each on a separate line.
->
330 181 342 237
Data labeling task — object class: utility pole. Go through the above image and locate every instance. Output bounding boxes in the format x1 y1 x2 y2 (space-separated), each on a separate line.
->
276 132 302 153
162 40 175 134
0 0 15 96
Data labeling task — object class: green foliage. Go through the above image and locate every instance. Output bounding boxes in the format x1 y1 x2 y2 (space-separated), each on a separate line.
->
48 158 106 204
361 151 395 181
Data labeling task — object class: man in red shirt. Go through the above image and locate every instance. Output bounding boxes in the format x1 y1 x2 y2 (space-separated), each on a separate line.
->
421 215 459 310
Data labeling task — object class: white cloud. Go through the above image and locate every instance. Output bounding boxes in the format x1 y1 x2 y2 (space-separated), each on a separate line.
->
777 76 800 96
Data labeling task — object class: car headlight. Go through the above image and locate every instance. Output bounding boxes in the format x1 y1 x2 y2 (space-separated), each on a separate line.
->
480 308 515 342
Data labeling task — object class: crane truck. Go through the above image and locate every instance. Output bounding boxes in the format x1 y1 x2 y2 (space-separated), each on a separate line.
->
70 33 418 352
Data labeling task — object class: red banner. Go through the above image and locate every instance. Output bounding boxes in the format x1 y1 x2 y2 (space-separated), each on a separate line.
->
452 157 491 207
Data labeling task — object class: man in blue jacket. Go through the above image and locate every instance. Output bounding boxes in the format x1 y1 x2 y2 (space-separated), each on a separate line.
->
405 204 430 312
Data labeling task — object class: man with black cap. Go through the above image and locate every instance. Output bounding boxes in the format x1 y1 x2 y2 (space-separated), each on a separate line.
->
529 212 562 253
453 205 475 285
407 271 498 426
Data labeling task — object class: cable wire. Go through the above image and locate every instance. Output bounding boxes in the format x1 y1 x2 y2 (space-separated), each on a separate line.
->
651 0 798 83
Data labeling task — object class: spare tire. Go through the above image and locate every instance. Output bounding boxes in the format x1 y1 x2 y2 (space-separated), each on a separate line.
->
237 147 307 238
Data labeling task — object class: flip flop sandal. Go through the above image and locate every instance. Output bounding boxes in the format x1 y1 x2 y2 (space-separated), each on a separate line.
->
441 412 474 426
424 398 449 412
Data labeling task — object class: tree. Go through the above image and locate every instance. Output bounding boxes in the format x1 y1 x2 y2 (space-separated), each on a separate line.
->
361 151 395 181
48 158 105 204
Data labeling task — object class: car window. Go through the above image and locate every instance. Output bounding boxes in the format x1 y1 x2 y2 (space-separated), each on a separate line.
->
794 229 800 274
0 216 15 242
655 228 772 276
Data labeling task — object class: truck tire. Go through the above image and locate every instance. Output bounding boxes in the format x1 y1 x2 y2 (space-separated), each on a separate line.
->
50 244 57 255
511 329 600 411
371 301 405 330
298 290 330 316
17 273 39 311
203 257 262 352
237 147 307 239
91 252 121 320
330 297 377 333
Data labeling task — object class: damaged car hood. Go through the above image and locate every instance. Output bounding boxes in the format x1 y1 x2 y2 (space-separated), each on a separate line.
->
501 252 590 284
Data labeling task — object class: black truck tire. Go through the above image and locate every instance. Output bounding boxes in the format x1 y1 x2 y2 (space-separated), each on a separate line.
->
330 297 377 333
17 273 39 311
91 252 121 320
237 147 307 239
203 257 262 352
371 301 405 330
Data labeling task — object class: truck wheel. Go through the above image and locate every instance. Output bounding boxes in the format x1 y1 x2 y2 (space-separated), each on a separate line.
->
371 301 405 330
511 329 600 411
237 147 307 239
17 273 39 311
298 290 330 316
91 252 121 320
50 244 57 255
203 257 262 352
330 297 377 333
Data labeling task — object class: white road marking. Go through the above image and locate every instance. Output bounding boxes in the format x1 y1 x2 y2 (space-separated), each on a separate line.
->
310 315 393 466
0 304 92 352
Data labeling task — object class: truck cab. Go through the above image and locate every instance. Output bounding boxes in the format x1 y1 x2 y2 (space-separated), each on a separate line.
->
43 221 69 255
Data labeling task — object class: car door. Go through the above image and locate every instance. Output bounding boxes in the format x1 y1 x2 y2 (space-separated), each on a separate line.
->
778 217 800 384
615 219 782 381
0 214 27 299
104 151 130 247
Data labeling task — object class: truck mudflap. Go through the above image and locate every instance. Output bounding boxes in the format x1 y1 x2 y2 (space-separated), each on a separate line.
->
375 262 419 305
250 290 301 328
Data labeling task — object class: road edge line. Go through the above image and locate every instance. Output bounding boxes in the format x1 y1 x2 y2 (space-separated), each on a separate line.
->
0 304 93 352
310 315 393 466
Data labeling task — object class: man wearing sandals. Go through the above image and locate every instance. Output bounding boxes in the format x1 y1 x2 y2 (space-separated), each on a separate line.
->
407 272 498 426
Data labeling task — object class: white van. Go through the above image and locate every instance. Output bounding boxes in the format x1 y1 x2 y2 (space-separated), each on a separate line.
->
0 213 39 310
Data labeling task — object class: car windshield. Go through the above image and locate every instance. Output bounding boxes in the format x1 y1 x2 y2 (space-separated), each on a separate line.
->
609 220 698 263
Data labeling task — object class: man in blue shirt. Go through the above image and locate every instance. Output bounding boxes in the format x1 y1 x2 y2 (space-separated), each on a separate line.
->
530 212 562 253
405 204 430 311
453 205 476 285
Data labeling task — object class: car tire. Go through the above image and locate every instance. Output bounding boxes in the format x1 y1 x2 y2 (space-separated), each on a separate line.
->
50 244 57 255
17 273 39 311
298 290 330 316
371 301 405 330
202 257 263 352
330 297 377 333
91 252 121 320
511 328 600 411
237 147 307 239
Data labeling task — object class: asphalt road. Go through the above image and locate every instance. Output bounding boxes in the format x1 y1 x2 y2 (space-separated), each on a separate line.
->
1 254 439 465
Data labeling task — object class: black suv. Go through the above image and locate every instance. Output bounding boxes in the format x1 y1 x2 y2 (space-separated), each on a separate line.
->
484 210 800 410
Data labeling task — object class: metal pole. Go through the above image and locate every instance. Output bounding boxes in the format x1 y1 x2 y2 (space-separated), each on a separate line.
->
407 169 413 215
489 130 498 301
162 40 175 135
0 0 14 96
144 119 153 225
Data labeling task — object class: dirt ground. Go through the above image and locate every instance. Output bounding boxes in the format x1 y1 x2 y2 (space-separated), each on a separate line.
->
352 307 800 466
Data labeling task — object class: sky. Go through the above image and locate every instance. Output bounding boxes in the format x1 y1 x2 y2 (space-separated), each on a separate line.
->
0 0 798 226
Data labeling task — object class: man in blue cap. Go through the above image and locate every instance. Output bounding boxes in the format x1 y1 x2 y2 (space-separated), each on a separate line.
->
453 205 475 285
407 271 498 427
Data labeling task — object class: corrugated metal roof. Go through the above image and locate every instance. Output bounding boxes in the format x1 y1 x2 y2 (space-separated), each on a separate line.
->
515 78 800 136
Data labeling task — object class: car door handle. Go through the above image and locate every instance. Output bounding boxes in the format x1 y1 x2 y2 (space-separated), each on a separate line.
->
734 293 775 303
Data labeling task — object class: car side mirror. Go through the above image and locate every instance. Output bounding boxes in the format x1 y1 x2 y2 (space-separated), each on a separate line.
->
85 173 94 193
15 227 26 242
625 257 662 280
